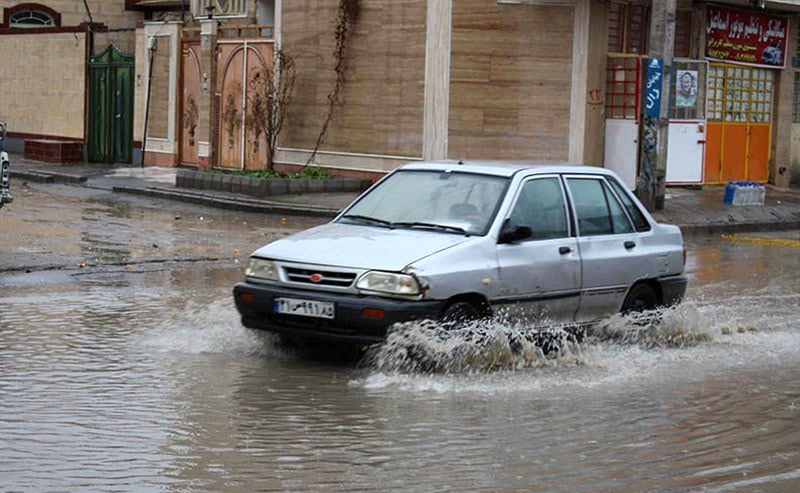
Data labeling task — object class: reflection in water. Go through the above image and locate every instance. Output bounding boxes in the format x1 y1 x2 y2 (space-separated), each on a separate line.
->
1 192 798 491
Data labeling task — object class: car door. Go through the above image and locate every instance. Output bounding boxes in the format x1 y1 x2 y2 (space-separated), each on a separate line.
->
563 175 650 322
495 175 581 324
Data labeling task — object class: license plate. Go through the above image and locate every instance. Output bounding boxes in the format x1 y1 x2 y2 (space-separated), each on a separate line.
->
272 297 335 319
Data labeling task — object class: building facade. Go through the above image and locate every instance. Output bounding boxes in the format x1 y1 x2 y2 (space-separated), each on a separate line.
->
3 1 798 188
0 1 146 162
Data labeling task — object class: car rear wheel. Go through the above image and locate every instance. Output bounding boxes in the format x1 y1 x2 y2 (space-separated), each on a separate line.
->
621 283 658 314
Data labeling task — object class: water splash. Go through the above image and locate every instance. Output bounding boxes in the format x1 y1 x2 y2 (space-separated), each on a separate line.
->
140 297 284 358
589 304 713 348
361 298 791 375
364 319 584 374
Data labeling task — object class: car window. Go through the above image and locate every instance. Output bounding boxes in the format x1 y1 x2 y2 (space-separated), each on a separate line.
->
342 170 508 235
508 177 569 240
604 183 634 233
606 178 651 231
566 178 614 236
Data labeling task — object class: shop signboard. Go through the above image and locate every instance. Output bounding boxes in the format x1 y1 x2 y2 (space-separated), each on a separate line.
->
706 5 789 68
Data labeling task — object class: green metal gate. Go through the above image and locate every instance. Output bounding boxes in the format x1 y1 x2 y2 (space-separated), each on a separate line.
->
88 45 134 163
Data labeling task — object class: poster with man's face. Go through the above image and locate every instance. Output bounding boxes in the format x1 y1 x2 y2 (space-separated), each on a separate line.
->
676 70 698 107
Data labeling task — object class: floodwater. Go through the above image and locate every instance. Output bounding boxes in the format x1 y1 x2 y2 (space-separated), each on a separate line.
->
1 185 798 491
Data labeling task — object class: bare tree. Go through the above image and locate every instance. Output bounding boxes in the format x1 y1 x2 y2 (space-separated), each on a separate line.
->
305 0 360 167
247 49 297 171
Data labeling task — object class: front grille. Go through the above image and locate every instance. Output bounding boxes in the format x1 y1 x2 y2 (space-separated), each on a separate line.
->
283 267 356 287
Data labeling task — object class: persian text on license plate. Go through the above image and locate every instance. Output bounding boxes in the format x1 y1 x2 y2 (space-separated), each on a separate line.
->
272 297 335 319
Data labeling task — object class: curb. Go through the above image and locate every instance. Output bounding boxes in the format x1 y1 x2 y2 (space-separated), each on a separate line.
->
11 170 88 184
112 185 340 218
678 219 800 236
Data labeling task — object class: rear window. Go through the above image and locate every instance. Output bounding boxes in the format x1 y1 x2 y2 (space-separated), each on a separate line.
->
566 178 613 236
606 178 651 232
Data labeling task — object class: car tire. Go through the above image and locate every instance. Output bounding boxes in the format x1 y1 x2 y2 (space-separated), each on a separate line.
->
441 301 482 324
621 283 658 314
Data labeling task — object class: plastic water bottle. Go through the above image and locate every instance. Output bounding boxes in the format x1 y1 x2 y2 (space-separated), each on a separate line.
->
732 181 744 205
723 181 735 205
744 182 753 205
757 183 766 205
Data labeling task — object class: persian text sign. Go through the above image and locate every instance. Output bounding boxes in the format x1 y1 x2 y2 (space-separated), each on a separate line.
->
706 5 789 68
644 58 663 118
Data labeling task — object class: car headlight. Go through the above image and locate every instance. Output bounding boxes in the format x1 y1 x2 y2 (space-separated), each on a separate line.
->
245 257 279 280
356 271 420 296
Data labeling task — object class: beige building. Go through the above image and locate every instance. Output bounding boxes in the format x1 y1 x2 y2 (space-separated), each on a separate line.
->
0 1 146 161
134 0 799 189
3 0 798 188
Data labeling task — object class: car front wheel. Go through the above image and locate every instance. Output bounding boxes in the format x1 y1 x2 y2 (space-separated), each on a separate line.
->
441 301 483 324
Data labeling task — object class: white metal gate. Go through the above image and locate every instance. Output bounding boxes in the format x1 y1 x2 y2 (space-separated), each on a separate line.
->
666 59 708 184
604 55 641 189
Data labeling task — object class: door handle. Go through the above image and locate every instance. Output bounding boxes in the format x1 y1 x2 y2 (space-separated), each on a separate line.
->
624 241 636 250
559 246 572 255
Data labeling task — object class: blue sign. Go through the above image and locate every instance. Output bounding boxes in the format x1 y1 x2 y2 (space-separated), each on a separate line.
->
644 58 663 118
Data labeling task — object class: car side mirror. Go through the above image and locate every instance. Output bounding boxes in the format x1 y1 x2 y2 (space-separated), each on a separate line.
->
498 221 532 244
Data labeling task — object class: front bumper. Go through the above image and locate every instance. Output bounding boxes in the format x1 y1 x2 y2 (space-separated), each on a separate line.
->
233 281 445 344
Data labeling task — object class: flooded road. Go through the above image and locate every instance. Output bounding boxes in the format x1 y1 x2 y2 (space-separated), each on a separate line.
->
1 184 798 491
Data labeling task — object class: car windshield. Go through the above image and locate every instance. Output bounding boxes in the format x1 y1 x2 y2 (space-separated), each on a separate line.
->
340 170 509 235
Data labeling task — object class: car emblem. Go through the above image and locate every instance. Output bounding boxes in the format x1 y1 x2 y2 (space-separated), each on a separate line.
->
309 273 323 283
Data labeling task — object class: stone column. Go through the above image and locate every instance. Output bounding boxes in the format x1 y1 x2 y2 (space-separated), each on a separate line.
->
197 19 218 170
422 0 452 161
569 0 608 166
770 15 798 188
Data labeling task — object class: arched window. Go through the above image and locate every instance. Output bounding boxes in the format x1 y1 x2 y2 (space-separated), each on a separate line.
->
10 9 54 27
3 4 61 29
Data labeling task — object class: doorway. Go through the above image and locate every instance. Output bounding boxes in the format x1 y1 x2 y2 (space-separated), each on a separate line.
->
705 62 774 184
88 45 134 163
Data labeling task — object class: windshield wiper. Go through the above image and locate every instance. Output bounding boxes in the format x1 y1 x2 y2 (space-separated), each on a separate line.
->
340 214 393 227
391 221 469 235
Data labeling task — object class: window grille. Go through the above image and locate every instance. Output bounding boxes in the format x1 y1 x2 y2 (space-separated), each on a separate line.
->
709 63 774 124
793 30 799 68
708 65 725 122
195 0 246 18
608 3 692 58
607 3 623 53
674 11 691 58
605 56 640 120
9 9 55 27
793 73 799 124
625 4 648 54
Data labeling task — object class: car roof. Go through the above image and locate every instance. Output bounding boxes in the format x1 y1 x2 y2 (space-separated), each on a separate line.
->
399 160 615 178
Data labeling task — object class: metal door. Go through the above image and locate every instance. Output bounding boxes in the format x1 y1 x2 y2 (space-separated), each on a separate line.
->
88 45 134 163
180 38 202 166
563 176 651 323
666 59 708 184
704 63 774 183
604 56 641 189
495 176 581 324
215 39 274 169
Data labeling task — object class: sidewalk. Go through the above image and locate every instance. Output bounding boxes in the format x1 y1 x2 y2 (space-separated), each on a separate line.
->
9 154 800 233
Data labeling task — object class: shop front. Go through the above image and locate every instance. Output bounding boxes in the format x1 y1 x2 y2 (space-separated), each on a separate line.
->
703 4 788 184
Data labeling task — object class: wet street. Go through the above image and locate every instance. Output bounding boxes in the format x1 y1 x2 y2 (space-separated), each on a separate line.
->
1 182 798 492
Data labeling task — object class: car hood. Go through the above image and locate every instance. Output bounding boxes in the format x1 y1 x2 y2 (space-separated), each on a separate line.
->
251 222 475 271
